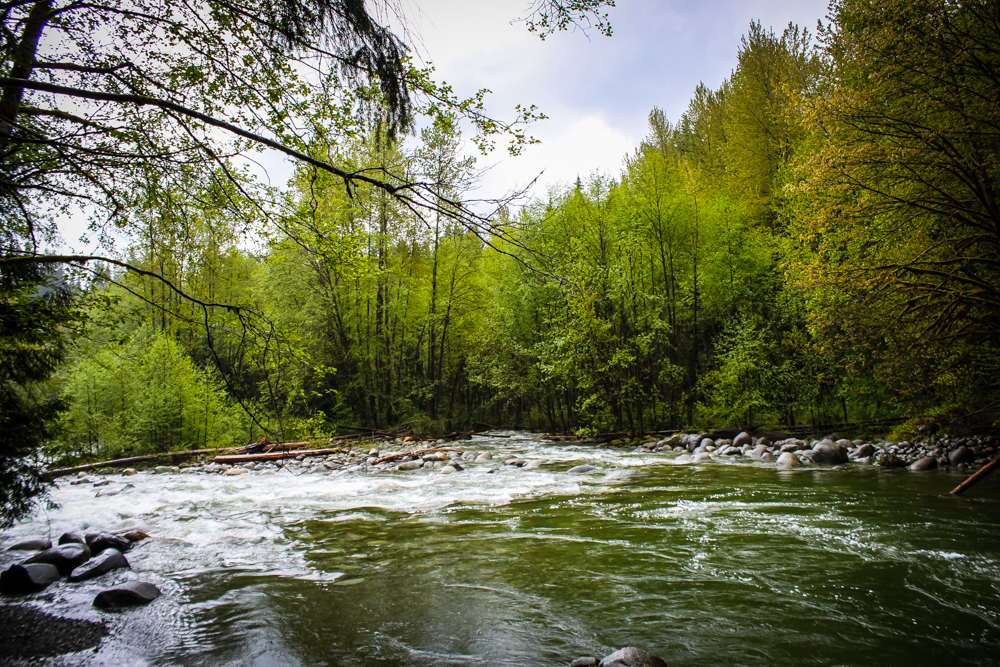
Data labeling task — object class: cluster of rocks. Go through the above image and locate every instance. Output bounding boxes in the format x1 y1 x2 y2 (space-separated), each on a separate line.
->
570 646 669 667
1 530 159 608
637 432 997 471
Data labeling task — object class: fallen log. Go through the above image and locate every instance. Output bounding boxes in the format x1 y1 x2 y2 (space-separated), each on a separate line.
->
542 435 579 441
262 441 308 453
214 448 339 464
950 458 1000 496
44 447 241 480
473 432 510 438
372 447 463 465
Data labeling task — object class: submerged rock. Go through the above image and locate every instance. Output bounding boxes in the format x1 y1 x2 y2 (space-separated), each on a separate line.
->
570 658 599 667
23 543 91 576
93 581 161 608
0 563 61 595
96 483 134 498
69 548 130 582
599 647 669 667
568 464 596 473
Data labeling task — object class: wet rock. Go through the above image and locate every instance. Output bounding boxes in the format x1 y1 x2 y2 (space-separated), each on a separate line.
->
154 466 172 474
225 468 248 476
850 444 875 459
949 446 975 465
749 445 767 461
58 531 86 546
523 459 546 469
757 436 772 448
777 452 801 468
836 439 854 450
507 458 528 466
674 454 691 463
440 465 457 474
733 431 752 448
692 453 712 463
122 469 137 477
570 658 600 667
659 434 682 448
69 477 94 485
812 440 848 465
0 563 61 595
92 479 111 488
599 647 669 667
759 452 774 462
568 465 596 473
69 548 130 582
23 543 91 576
875 451 906 468
369 449 379 457
93 581 161 609
909 456 938 471
96 483 134 498
86 532 131 555
699 438 715 449
398 460 424 470
5 538 51 552
476 453 493 461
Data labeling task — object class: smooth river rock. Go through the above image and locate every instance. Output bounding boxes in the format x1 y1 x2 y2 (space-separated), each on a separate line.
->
777 452 801 468
440 465 457 474
5 538 51 552
949 446 975 465
733 431 753 448
86 532 131 555
58 531 86 546
398 460 424 470
909 456 938 471
93 581 161 608
69 548 130 582
570 658 600 667
523 459 546 469
811 440 848 464
568 465 596 473
0 563 61 595
599 647 669 667
23 543 91 576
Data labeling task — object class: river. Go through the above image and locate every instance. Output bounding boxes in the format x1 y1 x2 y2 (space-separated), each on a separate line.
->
3 432 999 666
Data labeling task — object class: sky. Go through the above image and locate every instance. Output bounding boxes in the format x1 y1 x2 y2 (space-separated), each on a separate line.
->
62 0 832 250
398 0 831 202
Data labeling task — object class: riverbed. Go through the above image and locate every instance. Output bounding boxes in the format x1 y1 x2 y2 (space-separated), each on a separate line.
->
3 432 999 666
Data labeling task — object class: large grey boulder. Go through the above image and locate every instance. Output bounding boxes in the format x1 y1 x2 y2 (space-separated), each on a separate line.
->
0 563 61 595
733 431 753 448
58 531 86 546
93 581 161 608
777 452 801 468
850 443 875 459
69 548 130 582
23 543 91 576
812 440 848 464
599 647 669 667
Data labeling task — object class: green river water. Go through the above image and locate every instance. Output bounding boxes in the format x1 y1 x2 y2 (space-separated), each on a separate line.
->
2 433 999 666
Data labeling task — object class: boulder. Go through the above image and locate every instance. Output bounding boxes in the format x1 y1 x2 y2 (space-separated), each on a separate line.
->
568 465 596 473
850 443 875 459
698 438 715 450
154 466 172 474
93 581 161 609
69 548 129 582
836 438 854 449
909 456 938 471
5 538 51 552
398 460 424 470
659 434 682 448
812 440 848 464
757 437 772 447
23 543 91 576
440 465 457 474
58 531 86 546
0 563 61 595
777 452 801 468
506 458 527 466
759 452 774 462
949 446 976 465
523 459 546 469
225 468 248 476
86 532 132 555
599 647 669 667
875 452 906 468
570 658 599 667
121 468 138 476
733 431 753 448
692 453 712 463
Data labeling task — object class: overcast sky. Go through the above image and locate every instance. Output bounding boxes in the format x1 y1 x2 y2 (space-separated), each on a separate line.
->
396 0 832 202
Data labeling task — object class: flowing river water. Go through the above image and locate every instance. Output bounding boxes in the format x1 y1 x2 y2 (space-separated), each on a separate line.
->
3 432 1000 666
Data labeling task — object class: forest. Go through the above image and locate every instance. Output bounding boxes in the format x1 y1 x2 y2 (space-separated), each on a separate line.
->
2 0 998 522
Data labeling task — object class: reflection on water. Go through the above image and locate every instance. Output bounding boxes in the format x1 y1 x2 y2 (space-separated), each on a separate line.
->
3 433 1000 666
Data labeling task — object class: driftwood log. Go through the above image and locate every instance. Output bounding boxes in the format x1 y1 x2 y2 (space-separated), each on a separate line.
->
44 447 241 480
542 435 579 441
214 448 340 464
950 458 1000 495
372 448 462 465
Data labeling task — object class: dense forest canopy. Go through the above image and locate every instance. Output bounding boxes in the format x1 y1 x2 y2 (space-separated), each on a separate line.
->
2 0 998 524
